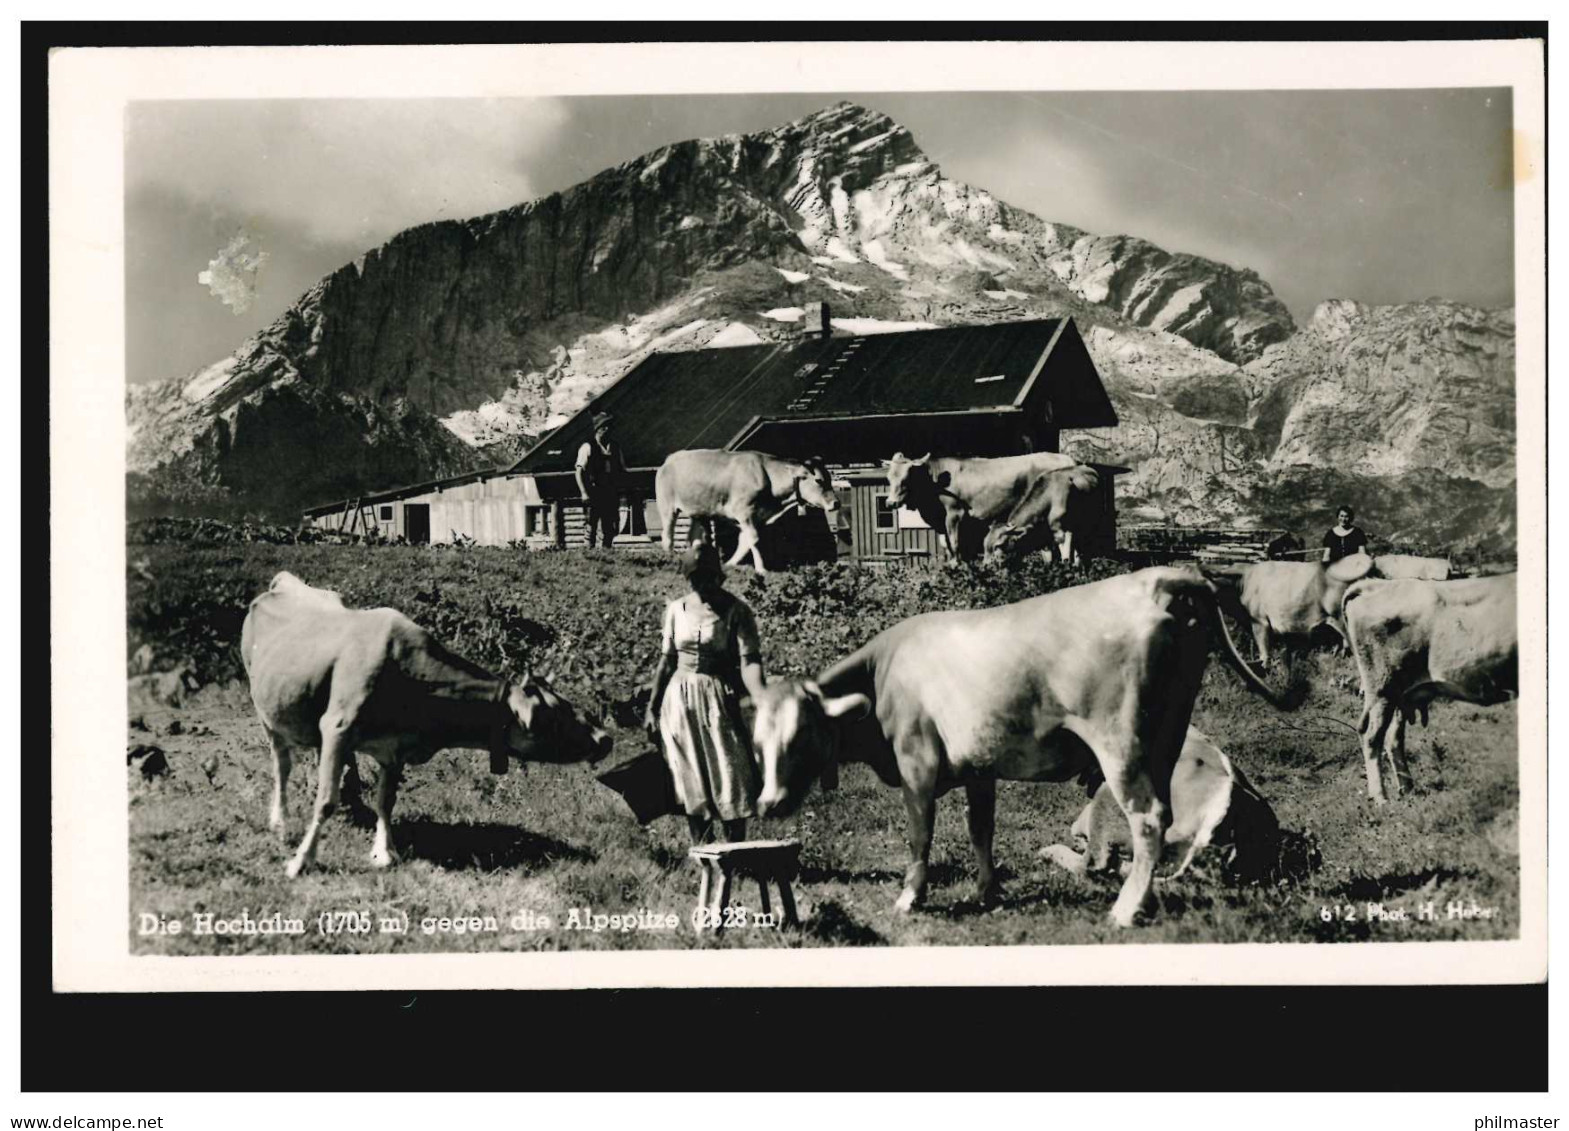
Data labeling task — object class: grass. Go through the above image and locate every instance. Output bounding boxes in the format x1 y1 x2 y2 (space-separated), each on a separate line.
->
126 538 1520 954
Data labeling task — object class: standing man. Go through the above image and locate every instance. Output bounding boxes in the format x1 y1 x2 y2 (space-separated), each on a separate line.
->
576 411 628 549
1321 504 1369 564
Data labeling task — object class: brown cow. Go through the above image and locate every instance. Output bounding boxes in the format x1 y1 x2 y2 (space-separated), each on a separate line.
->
1343 573 1518 803
982 464 1103 565
655 449 840 573
884 451 1078 561
749 567 1290 928
242 573 613 877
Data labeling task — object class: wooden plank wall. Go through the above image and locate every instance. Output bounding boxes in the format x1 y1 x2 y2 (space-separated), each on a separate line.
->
845 482 944 563
429 499 532 545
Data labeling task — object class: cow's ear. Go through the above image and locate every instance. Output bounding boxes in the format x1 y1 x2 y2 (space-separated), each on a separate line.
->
914 452 931 465
822 692 872 720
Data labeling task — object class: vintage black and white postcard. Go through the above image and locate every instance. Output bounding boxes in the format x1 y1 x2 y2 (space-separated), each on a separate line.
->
48 38 1545 992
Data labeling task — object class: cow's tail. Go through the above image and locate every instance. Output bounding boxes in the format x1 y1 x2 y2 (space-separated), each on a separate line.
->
1185 573 1295 711
1210 592 1294 710
1342 581 1378 726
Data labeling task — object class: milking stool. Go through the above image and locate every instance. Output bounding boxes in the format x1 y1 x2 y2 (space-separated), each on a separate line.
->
688 839 802 934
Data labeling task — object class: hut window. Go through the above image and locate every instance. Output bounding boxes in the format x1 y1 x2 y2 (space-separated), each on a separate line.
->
620 500 648 536
379 506 393 521
873 489 897 531
525 505 552 537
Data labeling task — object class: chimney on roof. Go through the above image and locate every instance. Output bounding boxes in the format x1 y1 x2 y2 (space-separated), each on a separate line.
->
804 301 832 341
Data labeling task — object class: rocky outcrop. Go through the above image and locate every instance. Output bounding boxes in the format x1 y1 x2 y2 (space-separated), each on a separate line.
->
1249 299 1515 487
126 372 477 521
1044 235 1294 363
1060 300 1516 549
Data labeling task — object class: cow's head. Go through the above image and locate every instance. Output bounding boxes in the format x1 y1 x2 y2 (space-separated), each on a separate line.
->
796 458 841 514
501 671 614 766
983 520 1035 559
752 679 871 818
883 452 933 509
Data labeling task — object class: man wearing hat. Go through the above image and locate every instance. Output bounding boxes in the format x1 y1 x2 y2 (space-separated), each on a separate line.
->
575 410 628 549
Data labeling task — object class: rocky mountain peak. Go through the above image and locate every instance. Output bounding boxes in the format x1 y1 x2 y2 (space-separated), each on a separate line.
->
128 101 1510 548
1310 297 1368 341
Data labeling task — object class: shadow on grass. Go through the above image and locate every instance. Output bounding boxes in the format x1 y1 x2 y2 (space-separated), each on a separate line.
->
1329 865 1466 902
400 819 595 872
799 863 904 886
800 899 884 946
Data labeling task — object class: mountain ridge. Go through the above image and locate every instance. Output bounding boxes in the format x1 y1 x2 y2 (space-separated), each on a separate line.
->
127 101 1514 550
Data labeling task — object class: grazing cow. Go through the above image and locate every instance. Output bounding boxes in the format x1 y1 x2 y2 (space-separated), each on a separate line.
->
1343 573 1518 803
1040 727 1279 882
884 451 1078 561
749 567 1289 927
241 572 613 877
1205 553 1374 666
1372 554 1452 581
983 464 1103 565
656 449 840 573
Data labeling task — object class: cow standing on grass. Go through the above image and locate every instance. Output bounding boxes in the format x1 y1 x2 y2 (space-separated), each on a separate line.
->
241 572 612 878
655 449 841 573
1203 553 1373 666
749 567 1292 928
982 463 1103 566
1343 573 1518 803
884 451 1078 562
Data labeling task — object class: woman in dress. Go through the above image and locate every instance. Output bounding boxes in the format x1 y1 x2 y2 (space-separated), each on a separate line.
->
643 542 766 845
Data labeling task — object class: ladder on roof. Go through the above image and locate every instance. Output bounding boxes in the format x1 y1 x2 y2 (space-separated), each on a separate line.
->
787 338 863 413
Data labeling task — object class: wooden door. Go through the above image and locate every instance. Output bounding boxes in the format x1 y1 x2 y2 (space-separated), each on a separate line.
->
404 503 430 544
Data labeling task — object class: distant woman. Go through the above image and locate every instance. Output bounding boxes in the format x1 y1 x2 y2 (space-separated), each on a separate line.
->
644 542 767 845
1321 505 1370 564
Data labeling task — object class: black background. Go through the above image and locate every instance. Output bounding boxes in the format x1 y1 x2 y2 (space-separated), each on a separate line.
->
22 20 1548 1093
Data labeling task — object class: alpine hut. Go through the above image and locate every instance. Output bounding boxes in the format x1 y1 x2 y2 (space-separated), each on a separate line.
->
304 310 1125 564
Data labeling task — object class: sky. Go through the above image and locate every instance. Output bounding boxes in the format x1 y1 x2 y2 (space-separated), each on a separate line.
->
125 89 1516 386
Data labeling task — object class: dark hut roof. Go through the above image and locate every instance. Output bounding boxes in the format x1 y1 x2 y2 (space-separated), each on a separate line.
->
511 317 1117 476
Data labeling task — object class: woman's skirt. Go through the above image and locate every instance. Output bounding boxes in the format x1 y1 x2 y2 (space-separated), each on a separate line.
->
658 669 758 822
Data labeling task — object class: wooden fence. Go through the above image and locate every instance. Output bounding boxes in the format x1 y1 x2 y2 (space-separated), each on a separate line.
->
1116 525 1289 566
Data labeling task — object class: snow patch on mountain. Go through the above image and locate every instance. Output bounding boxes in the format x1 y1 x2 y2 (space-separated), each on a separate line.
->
830 318 938 335
825 237 860 264
182 357 239 403
705 322 767 348
821 277 868 295
860 240 909 281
